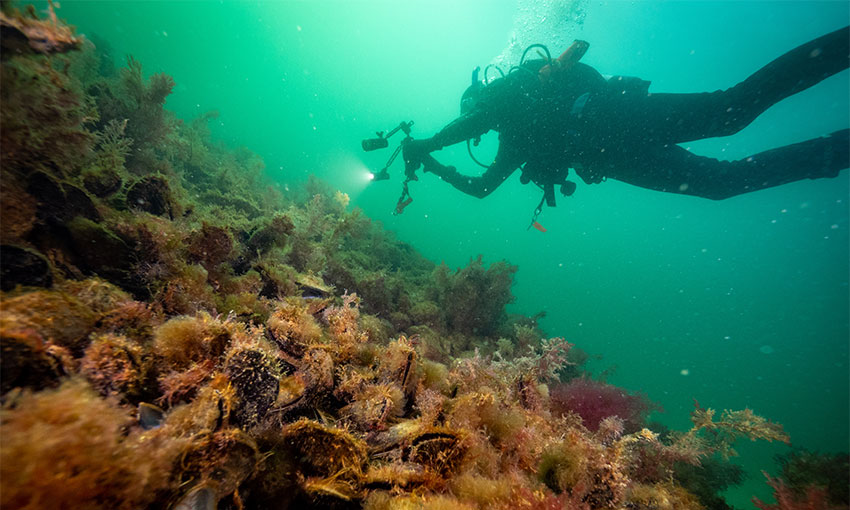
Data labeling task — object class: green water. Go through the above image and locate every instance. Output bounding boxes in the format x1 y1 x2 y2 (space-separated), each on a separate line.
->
56 1 848 506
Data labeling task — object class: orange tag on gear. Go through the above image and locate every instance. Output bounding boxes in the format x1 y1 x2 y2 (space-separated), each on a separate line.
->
532 221 547 232
539 40 590 84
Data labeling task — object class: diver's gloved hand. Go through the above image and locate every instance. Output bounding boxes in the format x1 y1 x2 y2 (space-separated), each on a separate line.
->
421 155 456 178
402 138 436 173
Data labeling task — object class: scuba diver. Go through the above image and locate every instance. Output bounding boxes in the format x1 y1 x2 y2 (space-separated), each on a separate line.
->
401 26 850 215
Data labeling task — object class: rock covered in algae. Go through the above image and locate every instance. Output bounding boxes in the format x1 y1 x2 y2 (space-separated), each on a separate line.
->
177 428 259 499
24 171 100 223
0 244 52 290
80 333 151 401
266 298 323 357
66 217 136 279
82 166 123 197
0 379 184 510
127 175 176 218
0 322 69 395
0 4 81 58
295 272 333 299
152 312 232 368
0 290 97 355
272 347 335 418
187 222 234 271
246 213 294 256
0 174 37 244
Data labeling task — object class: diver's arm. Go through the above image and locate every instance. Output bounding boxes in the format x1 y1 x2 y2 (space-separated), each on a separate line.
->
402 109 494 173
432 110 492 149
422 143 523 199
414 110 492 153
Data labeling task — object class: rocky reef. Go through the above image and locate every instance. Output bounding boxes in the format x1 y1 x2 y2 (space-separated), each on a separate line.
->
1 5 841 510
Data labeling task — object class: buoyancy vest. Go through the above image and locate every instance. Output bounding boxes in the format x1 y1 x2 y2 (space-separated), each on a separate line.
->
496 62 608 205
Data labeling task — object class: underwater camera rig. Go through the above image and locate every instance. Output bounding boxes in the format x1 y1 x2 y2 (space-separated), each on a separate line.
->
361 121 417 214
361 120 414 181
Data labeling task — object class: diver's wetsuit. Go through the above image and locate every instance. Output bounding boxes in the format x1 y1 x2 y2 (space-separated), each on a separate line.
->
411 26 850 201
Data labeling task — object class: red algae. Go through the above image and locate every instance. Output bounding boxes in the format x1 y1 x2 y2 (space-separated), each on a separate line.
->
549 377 658 433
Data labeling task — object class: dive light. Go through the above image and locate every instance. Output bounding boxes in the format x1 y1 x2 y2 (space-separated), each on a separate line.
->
371 168 390 181
362 137 389 152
